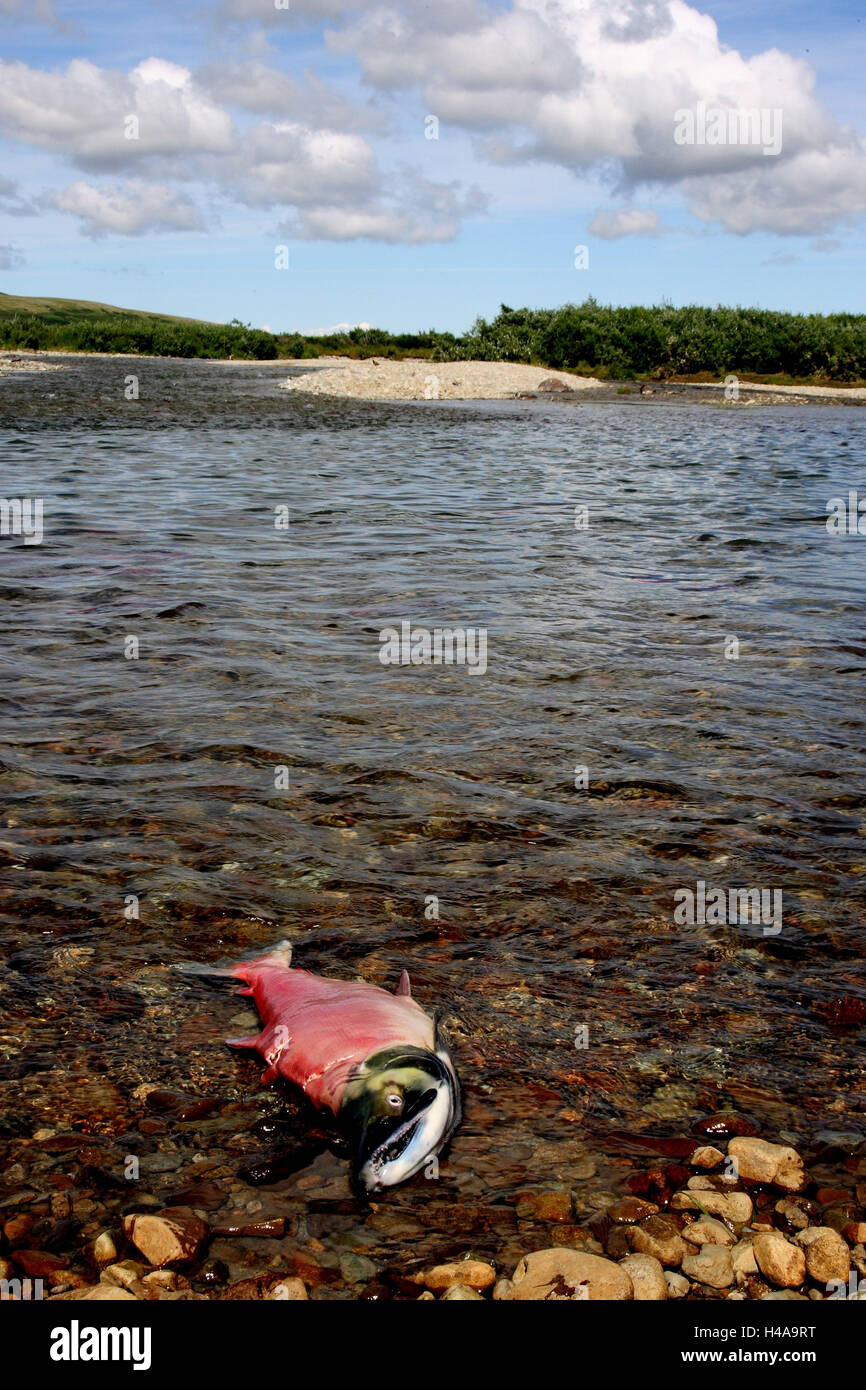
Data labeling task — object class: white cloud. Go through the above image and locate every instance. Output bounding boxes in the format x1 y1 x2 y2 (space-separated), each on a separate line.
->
589 206 667 238
3 1 862 246
54 181 207 237
282 171 486 242
0 55 481 244
196 61 387 131
0 242 24 268
683 144 866 236
0 58 234 168
330 0 866 236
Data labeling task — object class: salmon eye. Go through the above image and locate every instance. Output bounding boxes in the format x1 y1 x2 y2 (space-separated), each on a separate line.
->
384 1091 403 1111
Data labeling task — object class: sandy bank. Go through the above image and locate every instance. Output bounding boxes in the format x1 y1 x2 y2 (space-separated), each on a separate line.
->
0 352 65 375
280 357 602 400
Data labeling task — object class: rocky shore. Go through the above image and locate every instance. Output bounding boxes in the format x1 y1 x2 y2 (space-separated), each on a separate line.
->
2 1105 863 1302
279 356 866 405
280 357 603 400
0 352 65 375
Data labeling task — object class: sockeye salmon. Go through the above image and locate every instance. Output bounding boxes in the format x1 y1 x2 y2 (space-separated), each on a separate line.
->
181 940 461 1191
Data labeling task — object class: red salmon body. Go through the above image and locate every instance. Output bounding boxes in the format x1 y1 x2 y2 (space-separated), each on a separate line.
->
227 942 435 1111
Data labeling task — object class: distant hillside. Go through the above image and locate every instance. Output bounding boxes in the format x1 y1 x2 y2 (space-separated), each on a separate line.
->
0 292 280 358
0 292 210 326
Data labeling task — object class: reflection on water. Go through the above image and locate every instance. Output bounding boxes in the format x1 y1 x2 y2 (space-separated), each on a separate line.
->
0 357 864 1287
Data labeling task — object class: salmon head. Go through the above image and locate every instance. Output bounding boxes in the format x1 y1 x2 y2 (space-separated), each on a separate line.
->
341 1045 461 1192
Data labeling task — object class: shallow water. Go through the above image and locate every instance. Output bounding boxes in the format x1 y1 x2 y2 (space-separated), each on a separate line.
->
1 357 864 1291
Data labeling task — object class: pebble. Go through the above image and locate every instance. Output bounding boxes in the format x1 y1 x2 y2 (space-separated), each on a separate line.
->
774 1197 816 1232
683 1216 734 1248
797 1227 850 1284
672 1190 753 1226
122 1209 208 1269
417 1259 496 1292
573 1158 597 1181
514 1190 573 1222
440 1284 485 1300
339 1254 378 1285
92 1232 117 1265
728 1137 806 1192
681 1244 734 1289
664 1271 690 1299
503 1249 633 1301
51 1285 138 1301
620 1253 668 1300
731 1238 759 1281
753 1231 806 1288
608 1197 659 1224
627 1215 688 1268
267 1278 308 1300
690 1146 725 1169
101 1261 148 1291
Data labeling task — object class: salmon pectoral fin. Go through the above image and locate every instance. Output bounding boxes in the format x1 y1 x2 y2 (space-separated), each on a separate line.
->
260 1065 279 1084
226 1034 262 1050
396 969 411 997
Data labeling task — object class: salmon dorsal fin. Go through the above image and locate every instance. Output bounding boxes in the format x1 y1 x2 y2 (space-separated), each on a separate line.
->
396 969 411 997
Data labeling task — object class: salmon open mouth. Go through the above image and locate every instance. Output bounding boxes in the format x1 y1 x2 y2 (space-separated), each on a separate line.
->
374 1089 436 1165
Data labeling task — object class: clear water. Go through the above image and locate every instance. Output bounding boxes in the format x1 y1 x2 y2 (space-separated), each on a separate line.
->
1 357 864 1289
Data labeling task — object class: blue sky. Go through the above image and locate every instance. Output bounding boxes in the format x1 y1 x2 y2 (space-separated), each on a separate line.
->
0 0 864 333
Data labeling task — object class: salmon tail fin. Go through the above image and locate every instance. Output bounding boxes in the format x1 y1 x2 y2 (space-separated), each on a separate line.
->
233 938 294 982
226 1033 261 1050
174 938 293 985
172 959 237 980
396 969 411 997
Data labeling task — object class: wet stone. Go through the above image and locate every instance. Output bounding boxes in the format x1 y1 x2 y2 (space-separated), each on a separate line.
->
627 1215 687 1268
753 1232 806 1288
681 1245 734 1289
514 1189 573 1223
503 1249 633 1301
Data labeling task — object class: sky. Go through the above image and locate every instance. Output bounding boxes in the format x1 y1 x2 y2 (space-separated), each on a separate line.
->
0 0 864 334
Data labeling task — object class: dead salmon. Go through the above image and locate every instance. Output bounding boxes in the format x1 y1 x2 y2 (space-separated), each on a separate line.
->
180 940 460 1192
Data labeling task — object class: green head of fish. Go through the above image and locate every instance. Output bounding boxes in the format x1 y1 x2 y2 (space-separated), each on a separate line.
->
341 1045 460 1192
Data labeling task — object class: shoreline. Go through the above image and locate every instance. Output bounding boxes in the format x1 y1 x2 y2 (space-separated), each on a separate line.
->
1 350 864 404
280 356 866 405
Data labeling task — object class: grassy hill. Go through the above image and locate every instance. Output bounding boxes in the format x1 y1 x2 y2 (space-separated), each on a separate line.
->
0 292 210 326
0 291 280 358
